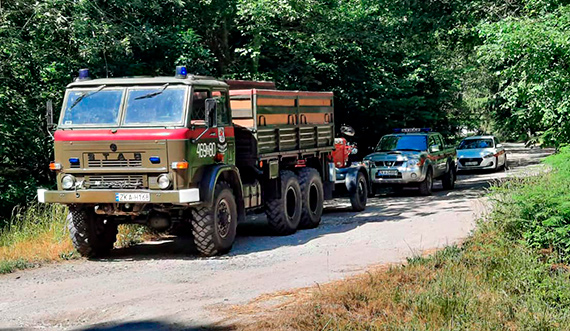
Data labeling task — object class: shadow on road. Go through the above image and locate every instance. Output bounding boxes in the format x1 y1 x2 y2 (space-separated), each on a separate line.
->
95 145 550 262
79 320 229 331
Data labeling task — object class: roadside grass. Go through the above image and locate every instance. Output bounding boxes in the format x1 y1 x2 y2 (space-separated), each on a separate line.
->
0 204 155 274
238 149 570 330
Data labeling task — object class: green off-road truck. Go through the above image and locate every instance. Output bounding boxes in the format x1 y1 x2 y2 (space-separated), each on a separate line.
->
38 67 337 256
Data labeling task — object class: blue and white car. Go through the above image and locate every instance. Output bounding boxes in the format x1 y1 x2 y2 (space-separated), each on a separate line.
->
457 135 507 171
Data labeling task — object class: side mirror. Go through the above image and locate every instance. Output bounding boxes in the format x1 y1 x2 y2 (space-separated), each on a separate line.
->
46 100 55 130
205 98 217 127
340 124 355 137
429 145 440 153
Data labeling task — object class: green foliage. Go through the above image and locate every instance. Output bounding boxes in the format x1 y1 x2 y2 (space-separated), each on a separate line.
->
491 147 570 262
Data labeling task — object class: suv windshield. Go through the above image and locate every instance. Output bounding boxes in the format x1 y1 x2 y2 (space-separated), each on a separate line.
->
124 87 186 125
60 89 123 126
375 135 428 152
458 139 494 150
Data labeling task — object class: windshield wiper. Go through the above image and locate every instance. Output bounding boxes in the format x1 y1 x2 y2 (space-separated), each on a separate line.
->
69 85 106 110
134 83 169 100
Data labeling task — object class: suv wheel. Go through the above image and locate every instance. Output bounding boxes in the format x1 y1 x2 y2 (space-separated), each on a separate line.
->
442 163 456 190
418 168 433 196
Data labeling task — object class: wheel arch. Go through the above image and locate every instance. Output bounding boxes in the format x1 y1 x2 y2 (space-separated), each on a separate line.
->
199 165 246 223
343 166 368 194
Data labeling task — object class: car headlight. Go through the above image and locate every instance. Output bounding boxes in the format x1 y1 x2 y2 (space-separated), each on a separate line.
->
363 160 371 167
407 158 421 167
157 174 171 189
483 153 495 159
61 175 75 190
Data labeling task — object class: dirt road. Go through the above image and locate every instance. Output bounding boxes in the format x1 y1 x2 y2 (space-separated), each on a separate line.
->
0 144 551 330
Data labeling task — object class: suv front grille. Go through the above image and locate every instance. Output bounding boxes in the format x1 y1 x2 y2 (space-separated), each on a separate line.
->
86 175 145 189
374 161 404 167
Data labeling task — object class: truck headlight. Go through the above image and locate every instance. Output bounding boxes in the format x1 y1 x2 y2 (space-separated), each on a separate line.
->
61 175 75 190
157 174 171 189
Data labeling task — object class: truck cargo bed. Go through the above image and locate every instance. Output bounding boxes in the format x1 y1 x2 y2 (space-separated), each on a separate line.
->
230 89 334 161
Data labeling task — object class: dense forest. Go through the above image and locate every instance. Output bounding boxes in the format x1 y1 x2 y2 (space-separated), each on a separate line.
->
1 0 569 222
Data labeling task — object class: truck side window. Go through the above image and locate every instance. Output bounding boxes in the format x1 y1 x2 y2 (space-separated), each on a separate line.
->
191 89 209 124
213 90 230 126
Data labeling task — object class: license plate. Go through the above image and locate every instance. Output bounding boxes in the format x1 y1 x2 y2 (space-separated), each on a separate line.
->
466 162 479 166
377 170 398 176
115 193 150 202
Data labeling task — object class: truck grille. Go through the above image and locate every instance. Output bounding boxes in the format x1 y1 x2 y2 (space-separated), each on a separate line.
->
374 161 404 167
86 153 143 168
86 175 145 189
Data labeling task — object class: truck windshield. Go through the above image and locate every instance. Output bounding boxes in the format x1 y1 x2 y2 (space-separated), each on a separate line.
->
375 135 427 152
458 139 494 149
60 89 123 126
124 87 186 125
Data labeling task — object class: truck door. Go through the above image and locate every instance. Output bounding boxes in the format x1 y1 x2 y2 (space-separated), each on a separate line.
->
212 89 235 165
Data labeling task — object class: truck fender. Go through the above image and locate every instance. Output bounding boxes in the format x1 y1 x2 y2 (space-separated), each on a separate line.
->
343 166 368 194
199 165 246 223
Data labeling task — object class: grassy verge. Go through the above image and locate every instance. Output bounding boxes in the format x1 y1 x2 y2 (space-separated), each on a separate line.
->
0 204 155 274
238 149 570 330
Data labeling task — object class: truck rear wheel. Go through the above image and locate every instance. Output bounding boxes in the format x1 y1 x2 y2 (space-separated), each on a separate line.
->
349 171 368 211
67 207 118 257
191 182 238 256
418 168 433 196
266 170 302 235
298 167 324 229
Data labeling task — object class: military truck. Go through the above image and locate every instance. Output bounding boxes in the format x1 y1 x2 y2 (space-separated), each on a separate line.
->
38 67 337 257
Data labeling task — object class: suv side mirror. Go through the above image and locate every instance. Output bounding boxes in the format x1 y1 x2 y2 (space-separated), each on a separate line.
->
429 145 440 153
46 100 55 130
205 98 217 127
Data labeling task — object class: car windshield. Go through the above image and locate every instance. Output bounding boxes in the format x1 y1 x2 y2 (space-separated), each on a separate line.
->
375 135 427 152
458 139 494 150
124 87 186 125
60 89 123 126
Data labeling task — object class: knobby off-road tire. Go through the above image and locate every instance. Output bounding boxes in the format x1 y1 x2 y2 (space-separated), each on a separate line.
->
191 182 238 256
441 163 456 190
418 168 433 196
298 167 324 229
349 171 368 211
266 170 302 235
67 208 118 258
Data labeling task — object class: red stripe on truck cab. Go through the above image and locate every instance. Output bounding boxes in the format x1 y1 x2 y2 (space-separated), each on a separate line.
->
54 127 235 141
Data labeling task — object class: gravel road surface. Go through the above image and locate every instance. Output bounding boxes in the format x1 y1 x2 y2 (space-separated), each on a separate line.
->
0 144 551 330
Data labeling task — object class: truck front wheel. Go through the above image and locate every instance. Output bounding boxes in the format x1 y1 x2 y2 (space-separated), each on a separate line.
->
298 167 324 229
266 170 302 235
67 207 118 257
191 182 238 256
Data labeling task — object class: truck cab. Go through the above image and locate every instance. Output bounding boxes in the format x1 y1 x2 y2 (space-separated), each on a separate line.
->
363 128 457 195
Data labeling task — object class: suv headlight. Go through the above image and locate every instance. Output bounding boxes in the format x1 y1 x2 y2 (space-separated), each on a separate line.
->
407 158 421 167
61 175 75 190
157 174 171 189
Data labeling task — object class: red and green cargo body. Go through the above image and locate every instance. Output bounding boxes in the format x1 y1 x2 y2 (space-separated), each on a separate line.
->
38 68 337 257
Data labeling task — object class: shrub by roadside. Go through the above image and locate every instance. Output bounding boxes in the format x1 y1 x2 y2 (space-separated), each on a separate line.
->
0 204 155 274
237 149 570 330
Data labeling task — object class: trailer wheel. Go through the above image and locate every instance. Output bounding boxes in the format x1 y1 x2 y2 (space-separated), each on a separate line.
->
67 207 118 257
298 167 324 229
266 170 302 235
349 171 368 211
191 182 238 256
441 163 456 190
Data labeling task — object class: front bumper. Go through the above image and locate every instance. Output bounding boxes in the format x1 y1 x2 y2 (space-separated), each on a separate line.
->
457 157 495 170
369 166 426 185
37 188 200 204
